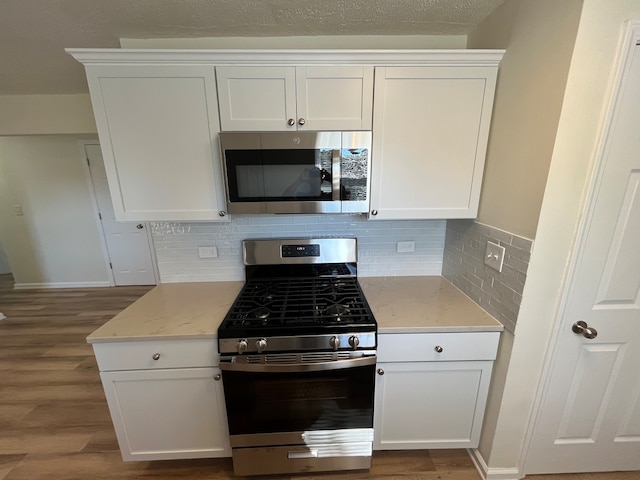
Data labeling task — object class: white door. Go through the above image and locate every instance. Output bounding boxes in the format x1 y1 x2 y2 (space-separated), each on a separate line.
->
85 144 157 286
524 36 640 474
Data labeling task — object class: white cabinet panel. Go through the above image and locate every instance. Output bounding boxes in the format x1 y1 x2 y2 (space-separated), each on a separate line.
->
92 339 218 371
370 66 498 220
86 65 228 222
216 66 297 131
377 331 500 362
374 362 492 449
216 66 373 131
296 66 373 131
374 331 498 450
101 368 230 460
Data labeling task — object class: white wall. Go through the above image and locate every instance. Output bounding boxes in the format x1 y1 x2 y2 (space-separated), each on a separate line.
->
468 0 583 240
120 34 467 49
477 0 640 474
0 94 97 135
0 136 110 287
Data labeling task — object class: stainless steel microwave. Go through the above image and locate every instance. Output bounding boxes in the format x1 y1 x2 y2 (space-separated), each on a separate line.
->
219 131 371 214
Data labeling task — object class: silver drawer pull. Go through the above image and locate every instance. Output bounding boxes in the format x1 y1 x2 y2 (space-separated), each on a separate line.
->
434 346 443 353
152 353 161 360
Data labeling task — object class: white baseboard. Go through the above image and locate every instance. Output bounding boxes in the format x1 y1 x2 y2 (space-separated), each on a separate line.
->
13 281 112 289
468 449 524 480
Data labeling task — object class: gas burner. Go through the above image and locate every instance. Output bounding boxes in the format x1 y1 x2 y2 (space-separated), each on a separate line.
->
324 304 351 321
251 307 271 319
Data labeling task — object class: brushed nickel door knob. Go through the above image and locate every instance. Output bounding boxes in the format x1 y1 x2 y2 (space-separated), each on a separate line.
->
377 368 385 376
152 353 160 360
136 224 144 229
572 320 598 339
287 118 296 126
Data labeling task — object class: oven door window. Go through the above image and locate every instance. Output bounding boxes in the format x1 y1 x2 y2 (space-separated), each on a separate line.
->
222 364 375 435
225 149 334 202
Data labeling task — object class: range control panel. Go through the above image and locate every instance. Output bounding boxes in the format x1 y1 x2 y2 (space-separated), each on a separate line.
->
282 244 320 258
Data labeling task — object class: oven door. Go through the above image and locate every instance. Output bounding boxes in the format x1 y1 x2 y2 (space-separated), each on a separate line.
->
219 355 376 448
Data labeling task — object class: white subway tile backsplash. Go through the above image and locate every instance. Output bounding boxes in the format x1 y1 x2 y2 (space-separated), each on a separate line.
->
152 214 446 282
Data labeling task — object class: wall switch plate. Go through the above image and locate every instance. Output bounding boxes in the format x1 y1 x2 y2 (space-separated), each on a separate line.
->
397 241 415 253
485 241 505 272
198 246 218 258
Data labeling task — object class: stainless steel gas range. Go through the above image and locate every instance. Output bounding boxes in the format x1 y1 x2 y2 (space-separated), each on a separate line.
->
217 238 377 477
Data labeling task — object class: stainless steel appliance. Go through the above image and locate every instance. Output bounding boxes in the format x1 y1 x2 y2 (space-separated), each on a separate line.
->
218 238 377 476
219 131 372 214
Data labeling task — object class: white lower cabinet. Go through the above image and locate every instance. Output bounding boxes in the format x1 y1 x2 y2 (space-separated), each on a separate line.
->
374 332 499 450
93 340 230 461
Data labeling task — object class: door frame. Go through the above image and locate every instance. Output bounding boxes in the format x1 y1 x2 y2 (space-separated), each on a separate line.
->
78 140 160 286
521 20 640 474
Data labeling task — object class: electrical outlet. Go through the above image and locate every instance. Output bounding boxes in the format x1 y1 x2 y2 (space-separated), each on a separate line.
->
397 241 415 253
198 246 218 258
485 241 505 272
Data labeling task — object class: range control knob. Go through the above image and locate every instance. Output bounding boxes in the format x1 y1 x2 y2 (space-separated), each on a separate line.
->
329 336 340 351
256 338 268 353
348 335 360 349
237 339 248 354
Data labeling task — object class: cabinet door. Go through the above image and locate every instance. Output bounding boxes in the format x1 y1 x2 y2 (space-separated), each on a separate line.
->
216 66 374 131
216 66 297 131
370 66 498 220
86 65 228 222
296 66 373 131
373 361 493 450
100 367 230 461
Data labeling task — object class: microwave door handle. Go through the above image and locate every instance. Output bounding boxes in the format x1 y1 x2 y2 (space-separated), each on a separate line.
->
332 149 341 201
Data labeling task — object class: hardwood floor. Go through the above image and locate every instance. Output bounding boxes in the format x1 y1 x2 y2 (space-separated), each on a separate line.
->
0 273 638 480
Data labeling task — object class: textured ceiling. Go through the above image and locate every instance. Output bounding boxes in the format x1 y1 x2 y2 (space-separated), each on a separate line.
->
0 0 505 95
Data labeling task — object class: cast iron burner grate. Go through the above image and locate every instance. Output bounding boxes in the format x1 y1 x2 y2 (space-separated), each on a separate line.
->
220 277 375 337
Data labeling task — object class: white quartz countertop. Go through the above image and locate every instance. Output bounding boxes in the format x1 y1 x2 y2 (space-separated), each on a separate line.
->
87 281 244 343
87 276 502 344
359 276 503 333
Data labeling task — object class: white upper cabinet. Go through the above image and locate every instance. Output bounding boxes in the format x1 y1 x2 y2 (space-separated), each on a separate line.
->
82 64 228 222
67 49 502 222
369 65 499 220
216 66 373 131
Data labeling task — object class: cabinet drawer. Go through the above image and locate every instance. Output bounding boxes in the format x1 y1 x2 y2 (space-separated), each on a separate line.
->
92 339 218 371
377 332 500 362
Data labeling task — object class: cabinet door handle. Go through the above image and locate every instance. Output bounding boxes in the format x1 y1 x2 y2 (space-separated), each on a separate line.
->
377 368 384 376
136 224 144 229
371 210 378 216
287 118 296 126
214 374 221 381
218 211 226 217
152 353 160 360
298 118 306 126
434 345 443 353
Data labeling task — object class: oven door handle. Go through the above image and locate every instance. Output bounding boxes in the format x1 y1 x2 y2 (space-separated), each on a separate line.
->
219 355 376 373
